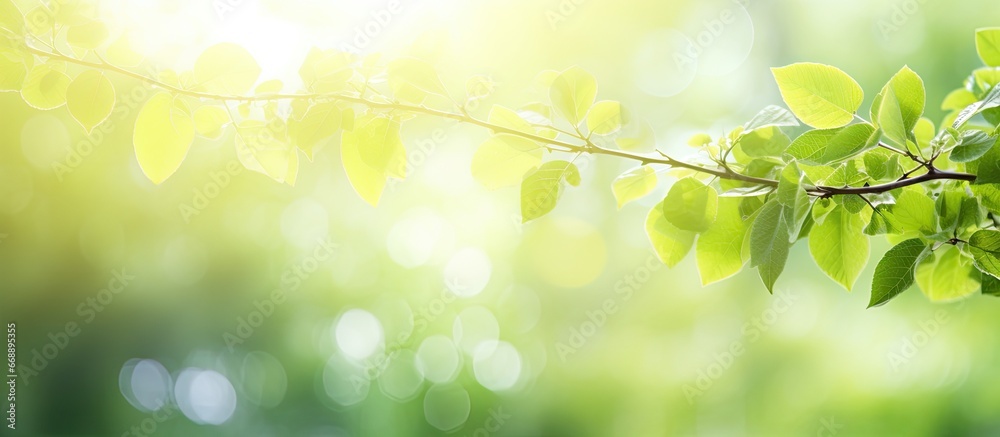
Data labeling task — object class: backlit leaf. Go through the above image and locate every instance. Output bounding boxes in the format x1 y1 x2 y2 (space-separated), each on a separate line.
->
133 92 195 184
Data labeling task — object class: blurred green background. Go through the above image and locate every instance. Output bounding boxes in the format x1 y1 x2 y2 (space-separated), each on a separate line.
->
4 0 1000 435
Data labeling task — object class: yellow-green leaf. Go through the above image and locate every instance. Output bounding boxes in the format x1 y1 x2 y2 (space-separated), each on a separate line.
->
299 48 354 93
771 63 863 129
354 116 404 178
808 205 869 291
193 43 261 95
192 105 229 139
66 70 114 133
294 101 342 158
549 67 597 126
20 63 71 110
133 92 195 184
586 101 626 135
915 245 980 302
341 124 388 207
235 120 298 185
696 198 750 285
647 200 696 268
521 160 581 222
471 134 544 190
976 28 1000 67
662 178 718 232
488 105 535 136
611 165 657 209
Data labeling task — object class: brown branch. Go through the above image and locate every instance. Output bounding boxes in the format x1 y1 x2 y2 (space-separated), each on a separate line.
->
807 169 977 197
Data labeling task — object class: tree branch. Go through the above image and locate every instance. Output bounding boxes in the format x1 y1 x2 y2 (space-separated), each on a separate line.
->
24 45 979 197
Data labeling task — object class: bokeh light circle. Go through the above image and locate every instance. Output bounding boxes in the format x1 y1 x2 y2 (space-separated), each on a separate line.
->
119 359 172 412
443 247 492 297
423 383 471 431
320 353 370 408
239 351 288 409
377 350 423 402
472 341 522 392
334 309 384 360
452 306 500 355
386 208 449 268
174 368 238 425
415 335 461 384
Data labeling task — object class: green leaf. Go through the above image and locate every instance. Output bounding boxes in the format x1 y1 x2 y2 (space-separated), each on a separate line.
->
976 28 1000 67
936 191 966 233
863 149 901 181
875 86 908 149
294 101 343 159
662 178 718 232
646 201 696 268
749 199 791 292
521 160 581 222
777 162 812 242
471 134 544 190
193 43 261 95
387 57 450 98
864 206 900 236
611 165 657 209
696 198 750 285
687 133 713 147
771 63 863 129
586 100 627 135
915 245 980 302
958 197 984 237
942 88 978 111
868 238 927 307
871 66 925 148
969 230 1000 279
823 160 868 187
549 67 597 126
824 124 881 163
785 123 878 164
20 63 70 110
889 189 937 234
192 105 229 139
982 274 1000 296
953 84 1000 128
738 126 790 158
808 206 869 290
66 70 114 133
950 130 997 163
744 105 800 132
133 92 194 185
